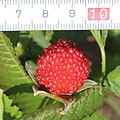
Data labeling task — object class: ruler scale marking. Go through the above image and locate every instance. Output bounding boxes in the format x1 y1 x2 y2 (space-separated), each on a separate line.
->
39 0 41 4
0 0 120 31
9 0 11 5
1 0 3 5
56 0 58 5
4 0 6 8
84 0 86 7
58 0 60 7
36 0 38 4
4 20 6 30
111 0 113 6
31 0 33 8
44 0 46 7
71 0 73 7
17 0 20 8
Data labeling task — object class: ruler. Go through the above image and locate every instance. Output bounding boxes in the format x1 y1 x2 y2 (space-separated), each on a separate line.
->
0 0 120 31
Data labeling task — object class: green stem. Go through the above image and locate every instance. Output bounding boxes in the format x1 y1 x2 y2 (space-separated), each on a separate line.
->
90 30 107 84
100 45 106 76
95 39 106 84
0 89 3 120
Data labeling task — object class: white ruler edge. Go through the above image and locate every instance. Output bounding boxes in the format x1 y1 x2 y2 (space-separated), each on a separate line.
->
0 0 120 31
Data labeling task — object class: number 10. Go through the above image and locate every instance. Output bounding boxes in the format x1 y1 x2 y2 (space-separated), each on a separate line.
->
88 8 110 20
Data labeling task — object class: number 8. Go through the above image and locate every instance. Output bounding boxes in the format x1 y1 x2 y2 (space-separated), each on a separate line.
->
43 10 48 18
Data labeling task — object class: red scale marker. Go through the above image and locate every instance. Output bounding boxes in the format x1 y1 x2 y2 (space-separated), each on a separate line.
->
88 8 110 20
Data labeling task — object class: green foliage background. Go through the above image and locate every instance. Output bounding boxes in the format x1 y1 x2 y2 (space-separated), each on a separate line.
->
0 30 120 120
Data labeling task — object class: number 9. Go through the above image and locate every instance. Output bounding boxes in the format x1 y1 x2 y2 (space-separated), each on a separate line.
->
69 9 75 17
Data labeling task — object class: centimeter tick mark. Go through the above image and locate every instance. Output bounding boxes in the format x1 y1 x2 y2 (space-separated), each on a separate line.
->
58 0 61 7
84 0 86 7
71 0 73 7
4 0 6 8
45 0 46 8
31 0 33 7
44 20 47 29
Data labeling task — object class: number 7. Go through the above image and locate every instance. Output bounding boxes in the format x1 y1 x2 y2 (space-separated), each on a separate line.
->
16 10 21 18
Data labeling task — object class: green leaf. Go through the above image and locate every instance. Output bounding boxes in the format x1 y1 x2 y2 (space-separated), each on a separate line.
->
106 92 120 118
12 91 46 114
107 65 120 96
3 112 15 120
6 84 48 114
0 89 4 120
14 42 24 57
0 32 32 90
83 111 109 120
29 31 50 48
90 30 108 46
18 87 108 120
100 30 108 45
45 31 54 41
90 30 101 45
3 93 23 119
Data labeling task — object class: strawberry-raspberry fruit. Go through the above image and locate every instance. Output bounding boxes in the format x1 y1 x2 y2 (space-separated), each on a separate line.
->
36 39 90 95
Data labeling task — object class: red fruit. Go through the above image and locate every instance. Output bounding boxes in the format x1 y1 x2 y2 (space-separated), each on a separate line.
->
36 39 90 95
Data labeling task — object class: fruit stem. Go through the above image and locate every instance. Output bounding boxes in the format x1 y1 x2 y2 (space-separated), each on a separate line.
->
96 42 106 85
90 30 107 84
100 45 106 77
